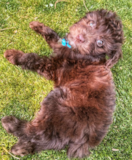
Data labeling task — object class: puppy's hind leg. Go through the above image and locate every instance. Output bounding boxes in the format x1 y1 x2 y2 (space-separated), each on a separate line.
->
1 116 27 138
67 142 90 159
11 138 35 157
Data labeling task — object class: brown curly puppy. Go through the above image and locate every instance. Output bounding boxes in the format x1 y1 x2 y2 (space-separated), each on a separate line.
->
2 9 123 158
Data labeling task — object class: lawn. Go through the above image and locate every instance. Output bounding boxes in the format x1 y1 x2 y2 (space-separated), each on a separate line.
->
0 0 132 159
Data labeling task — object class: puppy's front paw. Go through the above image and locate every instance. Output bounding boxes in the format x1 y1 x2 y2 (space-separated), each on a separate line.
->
4 49 24 65
29 21 46 34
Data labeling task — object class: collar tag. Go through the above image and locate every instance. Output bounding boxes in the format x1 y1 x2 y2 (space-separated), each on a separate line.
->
61 39 71 48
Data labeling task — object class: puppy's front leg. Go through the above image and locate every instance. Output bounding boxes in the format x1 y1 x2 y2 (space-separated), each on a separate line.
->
4 49 59 80
29 21 60 49
4 49 40 70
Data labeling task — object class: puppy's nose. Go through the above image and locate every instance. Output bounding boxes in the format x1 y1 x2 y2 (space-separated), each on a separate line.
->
76 34 85 43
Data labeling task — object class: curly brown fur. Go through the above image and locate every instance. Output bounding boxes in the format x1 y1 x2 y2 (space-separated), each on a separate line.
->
2 9 123 158
30 9 124 68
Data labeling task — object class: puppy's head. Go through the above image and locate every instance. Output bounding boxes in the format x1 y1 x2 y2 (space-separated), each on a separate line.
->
67 9 124 67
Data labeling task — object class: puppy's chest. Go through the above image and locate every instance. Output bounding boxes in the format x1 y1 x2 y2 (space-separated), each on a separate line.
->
55 66 93 88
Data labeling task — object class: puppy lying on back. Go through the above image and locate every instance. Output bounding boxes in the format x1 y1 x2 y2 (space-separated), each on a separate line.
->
2 9 123 158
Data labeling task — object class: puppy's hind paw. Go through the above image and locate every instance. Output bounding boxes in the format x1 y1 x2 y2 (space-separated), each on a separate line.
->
2 116 22 135
11 140 34 157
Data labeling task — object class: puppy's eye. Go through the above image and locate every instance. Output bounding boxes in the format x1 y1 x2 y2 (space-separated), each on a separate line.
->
97 40 103 47
88 21 95 28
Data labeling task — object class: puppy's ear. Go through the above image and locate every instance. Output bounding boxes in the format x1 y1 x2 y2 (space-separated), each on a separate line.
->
105 11 124 68
106 46 122 68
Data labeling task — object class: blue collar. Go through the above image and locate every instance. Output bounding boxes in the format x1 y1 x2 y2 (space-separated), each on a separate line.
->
62 39 71 48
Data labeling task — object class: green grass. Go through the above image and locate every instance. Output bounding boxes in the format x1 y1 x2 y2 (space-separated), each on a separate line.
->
0 0 132 159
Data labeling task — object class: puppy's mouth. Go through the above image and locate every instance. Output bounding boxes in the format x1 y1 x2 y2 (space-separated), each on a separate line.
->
76 34 85 43
67 33 86 49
